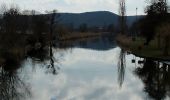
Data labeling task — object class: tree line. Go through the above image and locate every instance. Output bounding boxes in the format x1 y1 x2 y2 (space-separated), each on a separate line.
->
0 6 55 48
132 0 170 55
135 0 169 42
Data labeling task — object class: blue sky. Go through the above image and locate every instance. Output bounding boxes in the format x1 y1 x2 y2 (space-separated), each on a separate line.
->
0 0 158 15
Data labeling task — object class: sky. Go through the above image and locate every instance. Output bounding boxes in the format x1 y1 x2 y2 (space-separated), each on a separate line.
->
1 0 169 15
0 0 149 15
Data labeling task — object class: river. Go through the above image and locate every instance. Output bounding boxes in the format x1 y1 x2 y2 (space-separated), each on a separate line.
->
0 36 170 100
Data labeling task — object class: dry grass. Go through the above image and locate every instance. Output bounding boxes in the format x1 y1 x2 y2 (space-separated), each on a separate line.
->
116 34 132 47
59 32 102 41
116 34 170 60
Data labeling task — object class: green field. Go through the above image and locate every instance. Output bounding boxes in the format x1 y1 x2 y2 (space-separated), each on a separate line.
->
116 35 170 61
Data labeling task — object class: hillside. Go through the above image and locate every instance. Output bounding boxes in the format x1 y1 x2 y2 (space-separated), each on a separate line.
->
0 11 144 30
58 11 144 28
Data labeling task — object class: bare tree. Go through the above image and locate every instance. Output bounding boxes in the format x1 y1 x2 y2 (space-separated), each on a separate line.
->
119 0 127 34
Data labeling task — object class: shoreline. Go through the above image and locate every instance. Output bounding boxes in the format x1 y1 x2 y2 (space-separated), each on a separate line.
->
116 34 170 61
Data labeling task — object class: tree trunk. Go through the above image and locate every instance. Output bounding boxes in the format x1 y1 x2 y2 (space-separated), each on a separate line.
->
157 35 161 48
164 36 169 55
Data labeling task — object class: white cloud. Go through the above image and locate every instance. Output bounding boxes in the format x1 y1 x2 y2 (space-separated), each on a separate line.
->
0 0 146 15
126 0 146 15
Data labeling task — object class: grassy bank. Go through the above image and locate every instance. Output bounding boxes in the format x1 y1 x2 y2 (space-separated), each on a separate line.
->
59 32 102 41
116 34 170 61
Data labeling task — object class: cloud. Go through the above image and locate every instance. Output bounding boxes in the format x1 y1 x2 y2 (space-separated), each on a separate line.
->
126 0 146 15
0 0 146 15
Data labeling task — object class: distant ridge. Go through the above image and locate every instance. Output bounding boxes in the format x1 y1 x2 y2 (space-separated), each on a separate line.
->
58 11 144 28
0 11 144 29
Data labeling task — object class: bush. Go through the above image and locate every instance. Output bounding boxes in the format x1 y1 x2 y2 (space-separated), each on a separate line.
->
156 22 170 55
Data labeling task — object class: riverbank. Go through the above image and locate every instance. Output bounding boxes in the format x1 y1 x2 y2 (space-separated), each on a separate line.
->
116 34 170 61
59 32 106 41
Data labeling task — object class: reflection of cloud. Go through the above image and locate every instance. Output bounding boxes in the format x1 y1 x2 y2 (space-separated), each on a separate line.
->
59 48 121 66
26 69 145 100
22 47 169 100
26 72 68 100
23 56 146 100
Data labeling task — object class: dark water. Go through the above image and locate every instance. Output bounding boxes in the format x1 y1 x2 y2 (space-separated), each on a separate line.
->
0 36 170 100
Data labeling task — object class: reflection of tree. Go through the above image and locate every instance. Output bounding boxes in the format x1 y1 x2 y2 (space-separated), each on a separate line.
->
135 59 170 100
46 42 57 75
117 49 126 87
27 46 58 75
27 42 73 75
27 10 58 75
0 65 31 100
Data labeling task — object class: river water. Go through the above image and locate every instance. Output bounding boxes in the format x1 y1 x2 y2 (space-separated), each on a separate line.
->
1 36 170 100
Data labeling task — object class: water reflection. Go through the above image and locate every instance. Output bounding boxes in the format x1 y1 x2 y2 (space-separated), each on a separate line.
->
0 40 58 100
26 39 62 75
55 35 116 50
0 64 31 100
1 35 170 100
118 49 126 87
134 59 170 100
